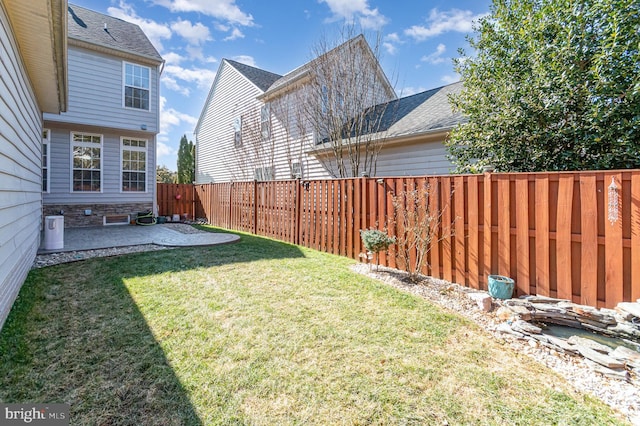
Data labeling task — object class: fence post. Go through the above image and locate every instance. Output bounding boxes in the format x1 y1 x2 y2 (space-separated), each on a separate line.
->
483 171 493 290
295 179 301 246
253 180 258 235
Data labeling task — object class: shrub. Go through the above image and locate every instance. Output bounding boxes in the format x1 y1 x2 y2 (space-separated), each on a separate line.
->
360 229 395 270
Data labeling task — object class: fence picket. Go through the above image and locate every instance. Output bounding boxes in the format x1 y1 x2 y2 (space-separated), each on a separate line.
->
632 174 640 302
467 175 479 288
535 176 550 297
158 169 640 309
605 173 624 307
556 175 574 300
515 176 530 296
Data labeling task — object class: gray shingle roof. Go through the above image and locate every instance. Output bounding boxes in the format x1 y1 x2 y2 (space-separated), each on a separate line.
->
225 59 282 92
67 4 162 63
261 34 394 100
374 81 465 137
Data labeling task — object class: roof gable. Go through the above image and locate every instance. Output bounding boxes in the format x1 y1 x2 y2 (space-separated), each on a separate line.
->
67 4 162 63
225 59 282 92
261 34 395 100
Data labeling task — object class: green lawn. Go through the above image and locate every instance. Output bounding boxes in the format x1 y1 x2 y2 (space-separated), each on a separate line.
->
0 227 627 425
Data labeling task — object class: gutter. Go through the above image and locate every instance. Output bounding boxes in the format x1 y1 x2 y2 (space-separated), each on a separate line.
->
306 127 453 155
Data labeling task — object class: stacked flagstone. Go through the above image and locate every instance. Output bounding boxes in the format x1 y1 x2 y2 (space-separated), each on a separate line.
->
495 296 640 381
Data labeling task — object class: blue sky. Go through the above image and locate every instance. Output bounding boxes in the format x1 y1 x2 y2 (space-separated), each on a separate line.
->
69 0 491 171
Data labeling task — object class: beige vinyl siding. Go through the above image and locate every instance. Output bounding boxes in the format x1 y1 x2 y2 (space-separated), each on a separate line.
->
374 140 454 176
0 4 45 328
43 46 159 133
43 128 156 205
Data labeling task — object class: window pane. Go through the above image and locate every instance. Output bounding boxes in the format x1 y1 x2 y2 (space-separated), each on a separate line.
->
72 133 101 192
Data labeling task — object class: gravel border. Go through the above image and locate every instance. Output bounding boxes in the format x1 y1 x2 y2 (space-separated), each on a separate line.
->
32 223 202 269
351 263 640 425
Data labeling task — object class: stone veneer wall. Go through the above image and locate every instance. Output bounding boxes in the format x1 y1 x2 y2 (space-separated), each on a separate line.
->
43 203 153 227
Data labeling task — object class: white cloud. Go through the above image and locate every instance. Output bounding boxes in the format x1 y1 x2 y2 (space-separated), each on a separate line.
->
163 64 217 92
159 96 199 138
421 43 447 64
398 86 426 97
231 55 257 67
385 32 401 43
170 18 212 45
383 32 402 55
150 0 254 26
163 51 186 65
108 1 172 51
184 47 218 64
405 8 486 41
224 27 245 41
156 140 175 158
319 0 388 29
383 42 397 55
441 74 460 84
162 75 191 96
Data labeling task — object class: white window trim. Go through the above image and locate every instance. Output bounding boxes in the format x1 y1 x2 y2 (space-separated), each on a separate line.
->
260 104 271 142
233 116 242 147
70 131 103 193
254 166 274 181
42 128 50 193
122 61 151 112
120 137 148 193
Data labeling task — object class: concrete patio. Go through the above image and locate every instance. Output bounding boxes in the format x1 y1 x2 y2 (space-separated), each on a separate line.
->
38 223 239 254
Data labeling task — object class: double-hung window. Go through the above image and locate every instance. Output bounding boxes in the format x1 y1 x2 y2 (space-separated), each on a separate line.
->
71 132 102 192
233 116 242 147
42 129 50 192
254 166 274 181
121 138 147 192
124 62 150 110
260 105 271 141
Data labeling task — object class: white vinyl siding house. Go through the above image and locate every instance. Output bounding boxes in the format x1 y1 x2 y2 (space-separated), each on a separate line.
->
0 0 67 329
195 36 461 183
195 60 281 183
42 4 162 227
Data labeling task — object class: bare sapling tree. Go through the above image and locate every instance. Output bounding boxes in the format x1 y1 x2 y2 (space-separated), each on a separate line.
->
302 27 396 178
391 181 455 282
225 101 277 181
269 90 312 179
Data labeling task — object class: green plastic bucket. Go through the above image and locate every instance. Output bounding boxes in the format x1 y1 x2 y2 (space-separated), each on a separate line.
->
488 275 515 299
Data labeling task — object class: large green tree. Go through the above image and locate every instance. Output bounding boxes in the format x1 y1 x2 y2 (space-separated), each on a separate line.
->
176 135 195 184
156 165 177 183
447 0 640 172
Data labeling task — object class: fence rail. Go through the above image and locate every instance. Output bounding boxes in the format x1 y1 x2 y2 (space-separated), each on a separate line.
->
158 170 640 308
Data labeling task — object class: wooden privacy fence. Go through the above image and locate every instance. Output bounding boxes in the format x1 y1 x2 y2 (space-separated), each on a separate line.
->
157 183 196 220
158 170 640 308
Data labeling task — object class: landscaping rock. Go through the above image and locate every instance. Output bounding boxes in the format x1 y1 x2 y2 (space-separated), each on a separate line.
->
567 336 611 354
468 292 492 312
496 306 515 321
610 347 640 369
576 346 625 369
617 302 640 319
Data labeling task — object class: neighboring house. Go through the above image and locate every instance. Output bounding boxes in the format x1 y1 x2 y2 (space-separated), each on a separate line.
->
42 4 163 227
0 0 67 328
195 35 464 183
311 82 465 177
195 59 282 182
